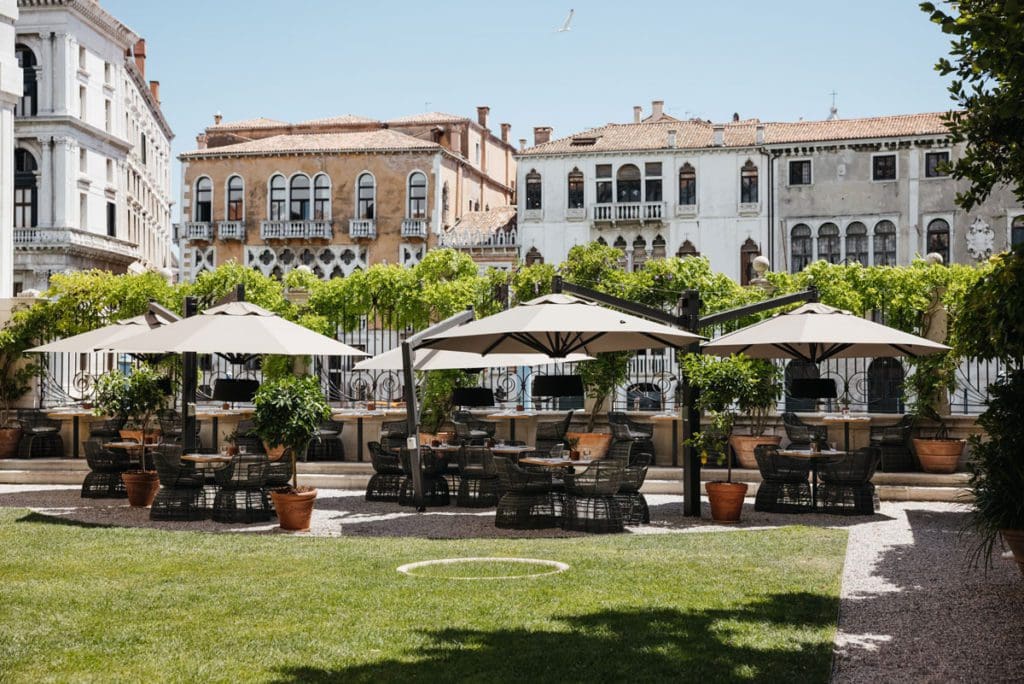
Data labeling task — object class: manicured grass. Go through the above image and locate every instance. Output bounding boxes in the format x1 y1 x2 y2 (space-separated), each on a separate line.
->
0 509 846 682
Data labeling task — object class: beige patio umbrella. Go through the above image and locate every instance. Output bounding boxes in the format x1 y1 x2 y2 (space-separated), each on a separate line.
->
701 302 949 362
354 346 592 371
27 310 179 353
103 301 367 357
417 293 703 357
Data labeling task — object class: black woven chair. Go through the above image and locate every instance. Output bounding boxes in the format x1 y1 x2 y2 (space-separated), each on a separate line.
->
379 421 408 452
870 416 916 472
615 452 651 525
818 447 880 516
156 409 202 448
562 460 625 533
456 445 501 508
398 446 450 507
264 447 296 490
365 441 404 502
307 420 345 461
81 438 131 498
151 444 208 521
493 455 560 529
212 453 271 523
16 409 64 458
534 410 574 454
782 412 829 450
753 444 813 514
452 410 496 444
88 417 126 442
608 412 655 457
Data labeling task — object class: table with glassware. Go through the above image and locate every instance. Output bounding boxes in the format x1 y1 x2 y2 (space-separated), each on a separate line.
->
779 448 849 511
47 407 98 458
331 409 390 462
821 413 872 452
485 410 538 443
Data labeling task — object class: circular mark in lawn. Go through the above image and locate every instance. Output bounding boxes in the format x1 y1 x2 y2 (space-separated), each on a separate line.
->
397 557 569 580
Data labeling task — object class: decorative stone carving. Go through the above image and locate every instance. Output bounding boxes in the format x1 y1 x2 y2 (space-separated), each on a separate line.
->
399 243 425 267
966 217 994 262
245 245 367 280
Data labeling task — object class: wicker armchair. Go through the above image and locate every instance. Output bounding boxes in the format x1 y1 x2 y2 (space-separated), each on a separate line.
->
307 420 345 461
534 410 574 454
264 446 297 490
608 412 655 457
80 438 131 498
365 441 404 502
156 409 202 448
818 447 880 516
870 416 916 472
398 446 450 507
455 446 501 508
563 459 626 533
452 410 496 443
16 409 64 458
88 417 126 441
782 412 829 449
493 455 559 528
212 453 271 523
151 444 207 521
379 420 408 452
753 444 813 514
615 452 651 525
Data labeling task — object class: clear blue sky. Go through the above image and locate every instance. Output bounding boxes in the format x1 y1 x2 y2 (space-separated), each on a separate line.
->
100 0 956 220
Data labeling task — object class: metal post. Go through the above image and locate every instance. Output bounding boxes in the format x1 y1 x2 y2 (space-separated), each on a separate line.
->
181 296 198 455
680 289 702 517
401 341 424 511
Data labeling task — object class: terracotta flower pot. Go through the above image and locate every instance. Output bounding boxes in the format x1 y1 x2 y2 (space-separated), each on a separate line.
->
263 442 288 461
122 471 159 507
271 488 317 531
1001 530 1024 577
913 438 964 474
706 481 748 523
0 426 22 458
729 434 782 469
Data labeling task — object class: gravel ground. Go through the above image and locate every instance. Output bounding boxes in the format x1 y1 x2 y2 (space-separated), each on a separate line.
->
1 485 1022 680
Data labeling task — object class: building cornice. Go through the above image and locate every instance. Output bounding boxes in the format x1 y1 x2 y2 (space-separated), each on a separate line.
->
18 0 140 48
763 135 952 155
15 114 132 153
123 57 173 141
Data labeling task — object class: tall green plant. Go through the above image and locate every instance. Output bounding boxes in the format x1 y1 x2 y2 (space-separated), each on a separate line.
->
579 352 631 431
252 375 330 490
419 370 476 435
91 366 168 469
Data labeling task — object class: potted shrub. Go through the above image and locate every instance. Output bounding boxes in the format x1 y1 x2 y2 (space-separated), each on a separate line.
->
681 353 757 522
0 363 35 458
954 247 1024 573
92 365 168 507
727 358 783 469
252 375 330 531
908 352 964 473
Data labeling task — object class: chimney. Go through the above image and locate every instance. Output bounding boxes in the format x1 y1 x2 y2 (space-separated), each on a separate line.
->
712 124 725 147
149 80 160 103
667 129 677 148
500 122 511 142
519 138 527 152
633 105 642 123
195 133 207 150
755 124 765 145
651 100 664 120
732 112 740 122
476 106 490 129
213 111 223 125
133 38 146 77
533 126 552 146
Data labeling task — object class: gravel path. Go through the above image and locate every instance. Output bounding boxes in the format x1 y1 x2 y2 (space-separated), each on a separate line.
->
1 485 1021 680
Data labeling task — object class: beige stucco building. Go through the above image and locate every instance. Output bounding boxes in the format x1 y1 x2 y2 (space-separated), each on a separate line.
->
178 108 516 280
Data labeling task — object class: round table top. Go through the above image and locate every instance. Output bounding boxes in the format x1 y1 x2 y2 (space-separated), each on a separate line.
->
331 410 387 420
649 413 682 421
486 412 537 420
779 448 849 459
821 414 872 424
490 444 534 454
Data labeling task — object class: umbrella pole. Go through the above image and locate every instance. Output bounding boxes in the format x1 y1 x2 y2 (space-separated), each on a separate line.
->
401 341 424 512
182 297 199 455
680 290 702 517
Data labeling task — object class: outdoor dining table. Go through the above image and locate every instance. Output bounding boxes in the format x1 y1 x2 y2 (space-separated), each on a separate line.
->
650 413 681 466
518 456 595 472
821 413 872 452
485 410 537 443
193 407 253 453
490 444 535 457
104 441 161 469
47 407 96 458
331 409 388 462
779 448 848 511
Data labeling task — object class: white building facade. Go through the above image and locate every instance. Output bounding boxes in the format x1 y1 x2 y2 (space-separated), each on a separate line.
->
12 0 173 293
0 0 21 297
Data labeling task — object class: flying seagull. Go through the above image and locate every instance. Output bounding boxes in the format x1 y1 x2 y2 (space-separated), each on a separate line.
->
557 9 574 32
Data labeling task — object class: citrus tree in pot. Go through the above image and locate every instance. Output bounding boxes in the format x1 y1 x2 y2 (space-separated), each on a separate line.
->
954 247 1024 574
907 352 965 474
727 357 783 469
91 365 167 507
252 375 330 531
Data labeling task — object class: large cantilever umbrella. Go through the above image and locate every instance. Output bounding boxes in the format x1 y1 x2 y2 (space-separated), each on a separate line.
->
104 301 367 358
27 310 180 353
417 294 702 357
701 302 949 362
354 346 592 371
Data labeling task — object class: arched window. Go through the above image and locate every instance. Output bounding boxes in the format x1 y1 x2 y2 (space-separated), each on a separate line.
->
14 149 37 228
15 45 37 117
407 171 427 219
525 170 542 210
613 235 629 269
194 177 212 222
791 224 812 273
868 358 904 413
289 174 310 220
1013 216 1024 248
616 164 641 203
313 174 331 220
678 163 696 206
357 173 375 220
651 234 667 259
845 222 868 264
677 239 699 258
874 220 897 266
226 175 244 221
269 174 286 220
740 160 758 203
567 168 584 209
631 235 648 271
927 219 950 264
524 246 544 265
818 223 841 264
740 238 760 285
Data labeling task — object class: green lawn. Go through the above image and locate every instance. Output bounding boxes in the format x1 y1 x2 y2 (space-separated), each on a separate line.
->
0 509 846 683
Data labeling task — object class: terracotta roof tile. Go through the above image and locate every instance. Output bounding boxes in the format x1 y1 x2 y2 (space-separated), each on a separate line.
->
296 114 380 127
182 130 441 158
441 208 517 247
385 112 469 125
209 117 289 131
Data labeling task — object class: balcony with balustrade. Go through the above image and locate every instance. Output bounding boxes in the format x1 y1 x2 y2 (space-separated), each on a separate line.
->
260 220 333 240
217 221 245 241
14 228 140 263
400 218 429 239
592 202 666 226
348 219 377 239
180 222 214 242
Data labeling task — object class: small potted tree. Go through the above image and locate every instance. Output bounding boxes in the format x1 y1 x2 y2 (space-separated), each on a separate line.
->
908 353 965 473
92 365 168 507
252 375 330 531
0 363 35 458
728 358 783 469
